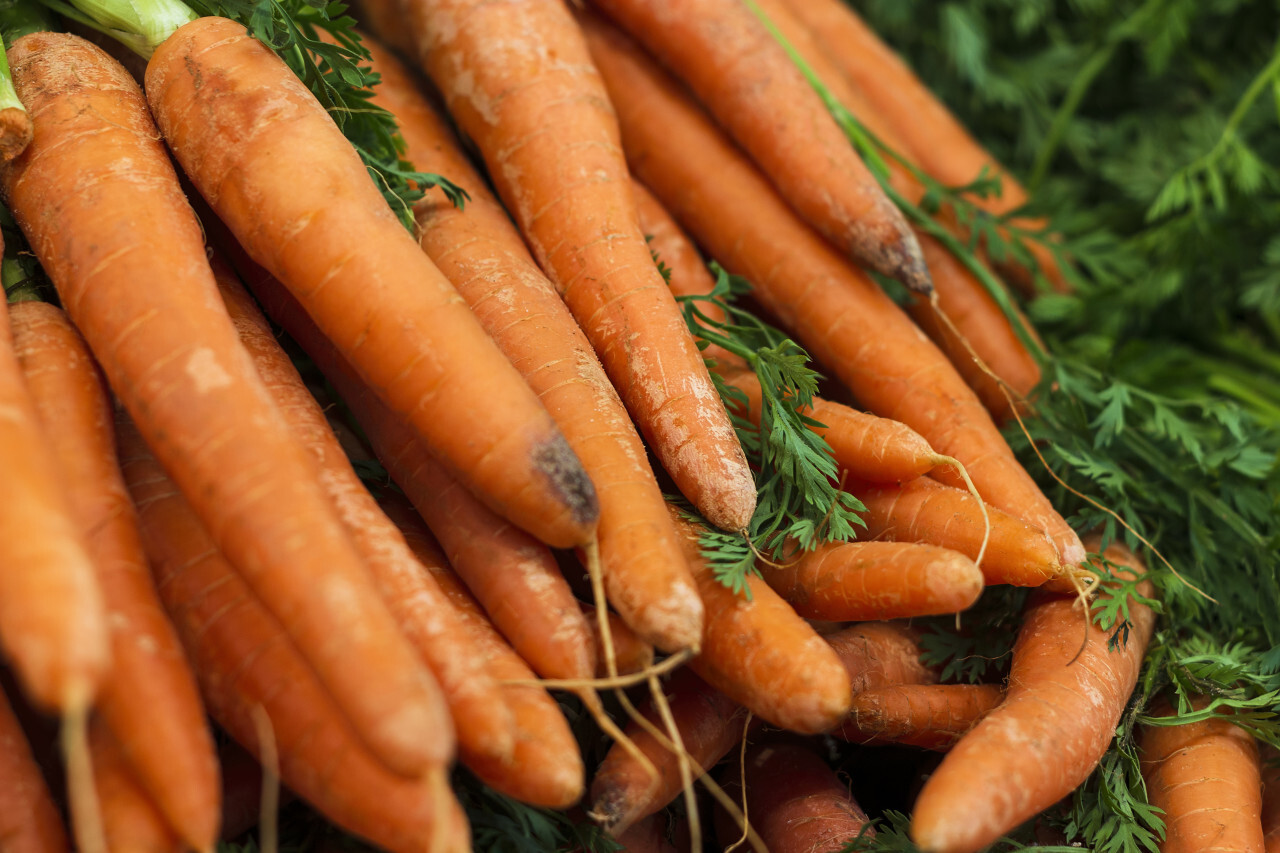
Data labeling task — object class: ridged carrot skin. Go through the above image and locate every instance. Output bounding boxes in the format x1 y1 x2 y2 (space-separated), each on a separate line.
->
909 541 1157 853
0 683 68 853
363 36 704 654
1 31 446 776
89 720 183 853
118 417 471 853
580 14 1086 570
10 301 218 850
145 15 597 550
824 622 939 695
396 0 755 533
1140 698 1266 853
835 683 1004 751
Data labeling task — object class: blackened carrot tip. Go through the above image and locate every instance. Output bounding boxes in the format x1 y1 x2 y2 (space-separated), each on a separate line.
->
534 432 601 532
889 232 934 295
586 787 630 834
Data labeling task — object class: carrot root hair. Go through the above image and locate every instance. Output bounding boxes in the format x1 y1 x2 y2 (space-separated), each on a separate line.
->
250 705 279 853
63 703 106 853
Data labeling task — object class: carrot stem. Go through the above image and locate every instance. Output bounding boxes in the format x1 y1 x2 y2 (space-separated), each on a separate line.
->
41 0 196 56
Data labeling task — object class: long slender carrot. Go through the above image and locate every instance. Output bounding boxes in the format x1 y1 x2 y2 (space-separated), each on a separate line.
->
391 0 755 533
1 30 450 776
89 719 182 853
836 683 1004 751
11 299 219 851
0 683 68 853
824 622 940 695
117 415 471 853
1139 698 1266 853
580 15 1086 571
358 36 705 653
909 539 1157 853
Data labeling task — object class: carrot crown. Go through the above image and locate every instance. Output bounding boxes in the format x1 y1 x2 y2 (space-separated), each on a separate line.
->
42 0 196 56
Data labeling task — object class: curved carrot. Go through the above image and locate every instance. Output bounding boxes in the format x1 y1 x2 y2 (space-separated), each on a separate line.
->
580 14 1085 570
588 0 927 292
363 34 704 654
909 539 1157 853
146 15 598 550
1139 698 1266 853
395 0 755 533
835 683 1004 751
1 30 449 776
0 683 68 853
89 719 182 853
824 622 939 695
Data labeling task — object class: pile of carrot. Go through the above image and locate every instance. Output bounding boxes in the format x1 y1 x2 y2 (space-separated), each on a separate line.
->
0 1 1269 852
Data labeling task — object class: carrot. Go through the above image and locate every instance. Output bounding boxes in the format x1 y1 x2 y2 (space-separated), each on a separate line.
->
835 683 1004 751
580 14 1087 570
391 0 755 534
614 812 681 853
362 33 704 654
381 494 587 810
10 299 219 850
88 719 182 853
759 540 984 622
587 0 927 293
580 603 655 678
1262 744 1280 853
824 622 940 695
909 539 1157 853
1 30 451 777
1139 698 1266 853
117 414 471 853
0 682 68 853
213 259 518 766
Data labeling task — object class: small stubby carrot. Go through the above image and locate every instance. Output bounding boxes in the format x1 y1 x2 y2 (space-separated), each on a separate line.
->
580 603 655 678
759 540 983 622
1139 697 1266 853
117 415 471 853
824 621 940 695
393 0 755 534
11 299 219 851
909 539 1158 853
89 719 182 853
0 682 68 853
580 14 1086 571
835 683 1004 751
1261 744 1280 853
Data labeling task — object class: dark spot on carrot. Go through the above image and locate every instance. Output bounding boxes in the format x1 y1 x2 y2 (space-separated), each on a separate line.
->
533 433 599 529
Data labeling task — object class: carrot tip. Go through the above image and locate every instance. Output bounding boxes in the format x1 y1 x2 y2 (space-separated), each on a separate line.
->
533 433 600 534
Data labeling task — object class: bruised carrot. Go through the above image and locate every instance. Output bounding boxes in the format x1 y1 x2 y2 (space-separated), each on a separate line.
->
117 415 471 853
0 682 68 853
824 622 939 695
580 15 1086 570
2 31 450 776
909 539 1157 853
835 683 1004 751
580 603 655 678
363 34 704 654
1139 698 1266 853
393 0 755 533
89 720 182 853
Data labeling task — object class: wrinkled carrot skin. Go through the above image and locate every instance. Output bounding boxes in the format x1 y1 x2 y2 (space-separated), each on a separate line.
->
2 32 447 776
362 38 703 654
383 496 586 810
117 417 470 853
580 603 655 678
11 301 219 850
589 667 752 834
89 720 183 853
824 622 939 695
588 0 926 291
910 540 1157 853
581 15 1085 571
0 684 68 853
1261 744 1280 853
852 476 1063 588
835 683 1004 751
215 263 516 765
147 16 597 550
760 540 983 622
396 0 755 533
1140 698 1266 853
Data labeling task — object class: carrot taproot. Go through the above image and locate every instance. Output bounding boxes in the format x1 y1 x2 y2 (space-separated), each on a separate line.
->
580 14 1086 571
587 0 927 293
1262 744 1280 853
580 603 655 678
759 540 983 622
359 36 704 654
0 682 68 853
909 538 1157 853
213 258 517 766
1139 698 1266 853
835 683 1004 751
116 414 471 853
88 719 182 853
1 30 453 776
391 0 755 534
380 494 587 810
824 622 940 695
10 299 219 851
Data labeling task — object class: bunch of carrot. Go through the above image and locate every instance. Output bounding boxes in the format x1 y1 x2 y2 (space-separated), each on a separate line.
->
0 0 1269 851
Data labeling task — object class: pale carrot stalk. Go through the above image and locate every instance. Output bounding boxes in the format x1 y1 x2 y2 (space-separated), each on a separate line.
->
89 720 182 853
836 683 1004 751
824 622 940 695
0 682 68 853
580 603 655 678
364 34 704 653
117 415 471 853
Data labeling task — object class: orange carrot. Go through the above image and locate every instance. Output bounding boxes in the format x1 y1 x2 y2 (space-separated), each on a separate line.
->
580 603 655 678
587 0 927 292
89 719 182 853
392 0 755 533
835 683 1004 751
1139 698 1266 853
909 539 1157 853
117 415 470 853
1 31 450 776
580 15 1086 570
0 682 68 853
11 300 219 851
363 34 704 654
824 622 940 695
759 540 983 622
